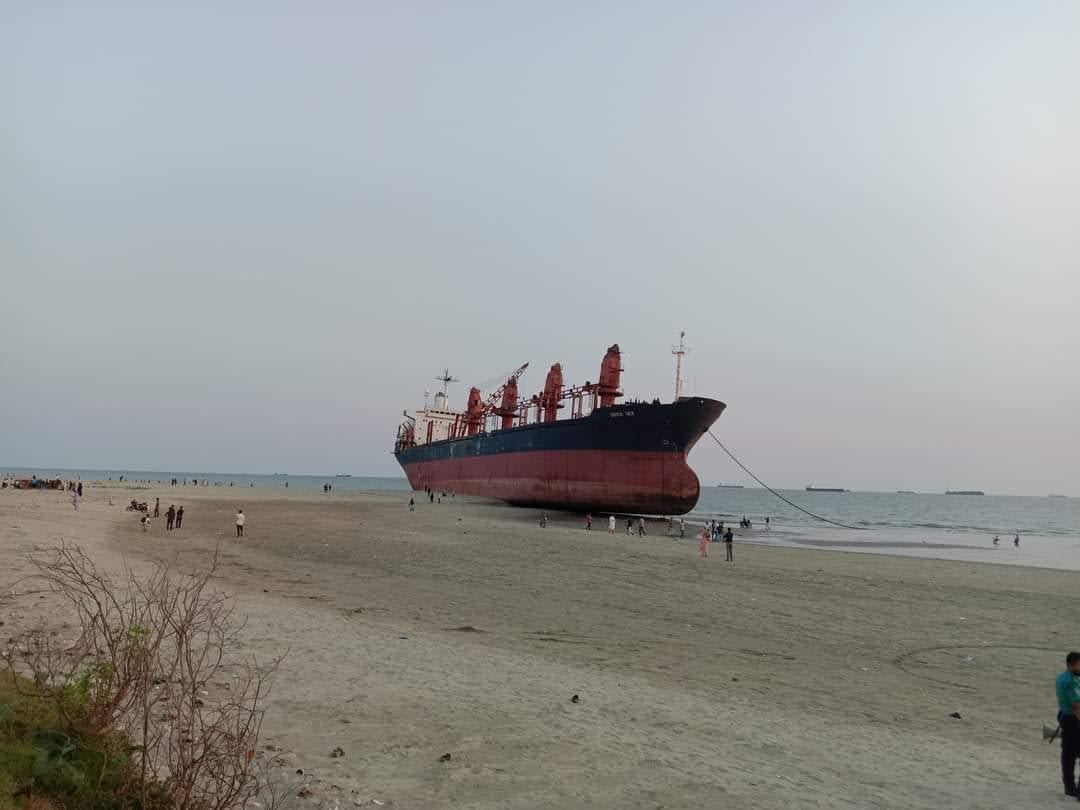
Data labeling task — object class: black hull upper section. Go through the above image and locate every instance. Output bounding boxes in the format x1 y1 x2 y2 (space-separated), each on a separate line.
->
395 397 725 466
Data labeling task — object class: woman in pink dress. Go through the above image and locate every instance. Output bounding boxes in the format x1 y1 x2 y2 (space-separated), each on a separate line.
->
698 526 709 558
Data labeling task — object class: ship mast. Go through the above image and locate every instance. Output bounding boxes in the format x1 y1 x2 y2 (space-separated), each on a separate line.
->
672 331 689 400
435 369 458 397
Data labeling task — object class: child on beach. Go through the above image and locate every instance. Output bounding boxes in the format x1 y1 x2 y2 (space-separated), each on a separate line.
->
698 527 709 557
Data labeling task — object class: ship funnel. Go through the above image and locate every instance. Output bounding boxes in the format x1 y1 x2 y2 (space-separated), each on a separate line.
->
597 344 623 408
433 391 448 410
541 363 564 423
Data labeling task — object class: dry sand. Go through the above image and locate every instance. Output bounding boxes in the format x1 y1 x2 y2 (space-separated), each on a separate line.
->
1 484 1077 809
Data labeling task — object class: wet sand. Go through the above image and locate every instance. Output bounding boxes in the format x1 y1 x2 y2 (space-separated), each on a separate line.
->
1 484 1076 808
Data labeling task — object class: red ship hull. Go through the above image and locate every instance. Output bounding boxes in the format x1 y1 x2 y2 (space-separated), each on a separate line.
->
401 448 701 515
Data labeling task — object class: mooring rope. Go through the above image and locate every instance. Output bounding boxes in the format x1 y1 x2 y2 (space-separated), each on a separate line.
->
706 429 866 531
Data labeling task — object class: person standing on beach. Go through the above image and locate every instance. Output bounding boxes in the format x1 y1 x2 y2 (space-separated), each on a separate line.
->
585 514 592 530
637 517 646 537
724 527 734 561
1055 652 1080 797
679 517 685 538
175 505 184 529
626 518 633 536
540 512 547 528
165 504 176 531
1014 533 1020 547
236 509 245 537
71 489 79 511
608 515 616 534
409 496 415 511
154 497 160 517
698 527 709 558
765 516 770 531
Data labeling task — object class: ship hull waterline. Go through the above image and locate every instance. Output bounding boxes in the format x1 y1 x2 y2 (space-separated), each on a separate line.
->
395 397 725 515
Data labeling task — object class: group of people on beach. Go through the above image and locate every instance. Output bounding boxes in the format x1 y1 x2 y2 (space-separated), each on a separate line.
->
422 486 452 504
699 523 735 560
406 488 455 511
141 497 185 532
993 533 1021 547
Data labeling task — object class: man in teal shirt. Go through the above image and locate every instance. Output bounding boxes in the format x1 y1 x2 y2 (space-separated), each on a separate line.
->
1056 652 1080 798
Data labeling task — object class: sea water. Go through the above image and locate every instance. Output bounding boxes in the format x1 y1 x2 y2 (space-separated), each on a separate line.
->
690 487 1080 570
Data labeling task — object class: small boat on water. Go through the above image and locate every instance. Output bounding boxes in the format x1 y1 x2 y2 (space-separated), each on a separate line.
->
806 485 847 493
946 490 984 496
335 473 353 478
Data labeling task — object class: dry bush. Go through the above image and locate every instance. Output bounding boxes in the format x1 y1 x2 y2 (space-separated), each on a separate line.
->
6 541 282 810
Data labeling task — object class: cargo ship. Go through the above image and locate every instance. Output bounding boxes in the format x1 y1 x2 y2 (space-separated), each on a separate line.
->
805 486 848 493
393 341 724 514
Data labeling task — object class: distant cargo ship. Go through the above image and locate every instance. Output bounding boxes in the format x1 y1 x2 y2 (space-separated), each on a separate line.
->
896 490 916 494
394 340 724 514
716 483 744 489
806 486 848 493
946 490 984 496
335 474 353 478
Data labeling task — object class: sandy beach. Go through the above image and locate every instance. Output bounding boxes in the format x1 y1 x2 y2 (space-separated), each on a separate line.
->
1 483 1076 809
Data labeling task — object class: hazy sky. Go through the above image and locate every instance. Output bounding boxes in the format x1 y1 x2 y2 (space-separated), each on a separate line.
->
3 2 1078 495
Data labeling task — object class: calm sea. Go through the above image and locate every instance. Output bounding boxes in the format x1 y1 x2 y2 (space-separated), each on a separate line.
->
691 487 1079 538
